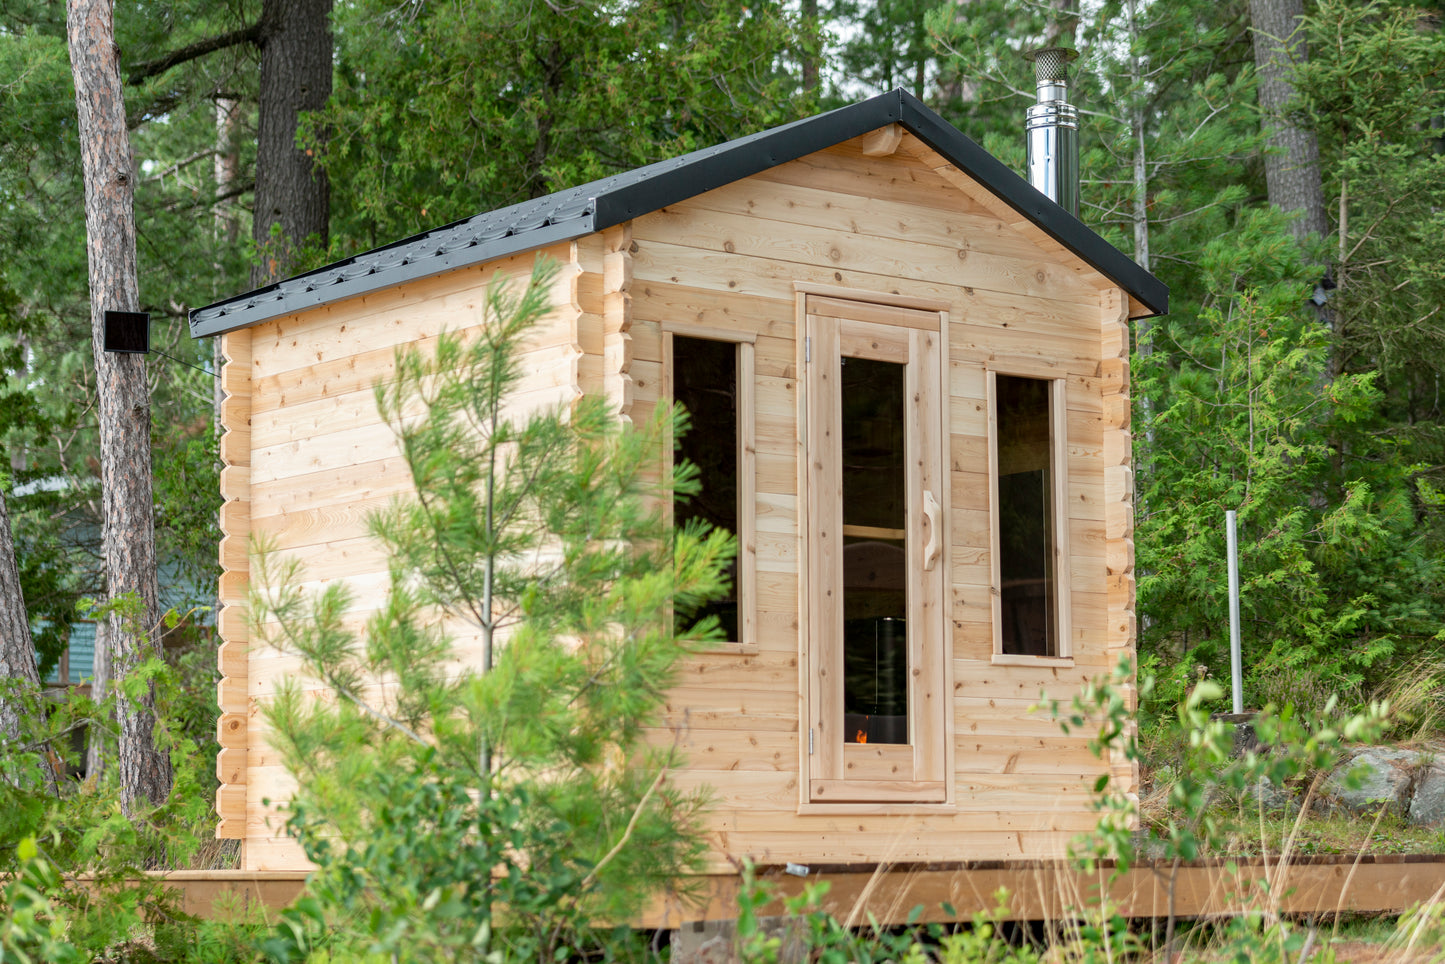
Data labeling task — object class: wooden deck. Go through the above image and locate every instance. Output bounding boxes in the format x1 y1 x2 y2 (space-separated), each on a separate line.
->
150 856 1445 926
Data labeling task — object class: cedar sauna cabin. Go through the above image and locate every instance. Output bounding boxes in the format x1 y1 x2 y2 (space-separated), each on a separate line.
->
191 88 1166 892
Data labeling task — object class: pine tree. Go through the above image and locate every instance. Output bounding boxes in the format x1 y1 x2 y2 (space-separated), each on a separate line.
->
67 0 172 811
1296 0 1445 476
250 261 735 961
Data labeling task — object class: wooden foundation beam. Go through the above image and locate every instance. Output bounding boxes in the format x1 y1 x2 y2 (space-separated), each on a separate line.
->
647 856 1445 929
134 856 1445 925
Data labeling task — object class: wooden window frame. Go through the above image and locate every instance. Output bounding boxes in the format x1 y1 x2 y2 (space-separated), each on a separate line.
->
986 366 1073 667
798 294 952 808
662 322 758 655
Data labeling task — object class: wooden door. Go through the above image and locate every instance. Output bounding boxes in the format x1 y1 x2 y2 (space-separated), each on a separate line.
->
803 295 948 804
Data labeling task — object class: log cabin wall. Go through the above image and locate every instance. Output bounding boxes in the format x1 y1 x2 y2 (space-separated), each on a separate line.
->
216 242 593 870
626 131 1134 870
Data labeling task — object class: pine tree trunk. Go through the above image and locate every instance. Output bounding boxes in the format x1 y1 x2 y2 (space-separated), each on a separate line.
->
1249 0 1328 244
67 0 172 814
800 0 819 92
1125 0 1155 445
252 0 332 286
214 97 242 433
0 487 42 735
1 482 59 796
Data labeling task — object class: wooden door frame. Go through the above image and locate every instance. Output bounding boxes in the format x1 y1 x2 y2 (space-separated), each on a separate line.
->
796 291 954 810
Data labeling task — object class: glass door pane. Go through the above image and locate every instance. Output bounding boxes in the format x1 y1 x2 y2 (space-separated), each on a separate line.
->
840 357 908 744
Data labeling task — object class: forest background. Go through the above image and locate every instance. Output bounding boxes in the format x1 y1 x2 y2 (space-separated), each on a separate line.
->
1 0 1443 795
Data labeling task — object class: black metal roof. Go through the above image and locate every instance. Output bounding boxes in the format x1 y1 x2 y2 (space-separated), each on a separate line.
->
189 88 1166 338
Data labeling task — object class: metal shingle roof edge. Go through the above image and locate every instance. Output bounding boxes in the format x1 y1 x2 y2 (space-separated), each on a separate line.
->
189 89 1165 338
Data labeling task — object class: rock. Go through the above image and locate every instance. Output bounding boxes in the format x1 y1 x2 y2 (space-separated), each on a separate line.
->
1250 777 1300 815
669 915 808 964
1323 747 1419 815
1408 763 1445 827
693 935 733 964
1211 712 1260 757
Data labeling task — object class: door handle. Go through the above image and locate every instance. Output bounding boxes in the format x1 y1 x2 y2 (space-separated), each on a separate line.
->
922 490 941 572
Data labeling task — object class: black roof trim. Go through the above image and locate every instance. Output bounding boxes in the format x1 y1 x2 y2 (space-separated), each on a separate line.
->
897 98 1167 317
190 89 1165 338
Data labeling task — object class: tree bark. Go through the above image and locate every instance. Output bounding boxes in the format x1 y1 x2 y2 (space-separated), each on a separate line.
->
1 483 59 796
0 486 42 733
800 0 819 92
67 0 172 814
1249 0 1329 244
252 0 332 286
214 96 242 433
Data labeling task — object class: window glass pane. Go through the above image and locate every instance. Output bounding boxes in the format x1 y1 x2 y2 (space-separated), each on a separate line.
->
996 375 1055 656
840 357 908 744
673 336 739 641
841 358 905 531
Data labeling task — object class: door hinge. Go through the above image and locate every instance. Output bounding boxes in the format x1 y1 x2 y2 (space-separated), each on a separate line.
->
808 728 814 755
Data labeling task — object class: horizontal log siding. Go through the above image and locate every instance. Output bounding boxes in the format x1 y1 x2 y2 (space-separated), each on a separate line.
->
235 244 584 869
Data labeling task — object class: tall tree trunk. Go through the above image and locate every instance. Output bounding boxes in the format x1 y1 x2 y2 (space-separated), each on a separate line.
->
252 0 332 286
1 482 59 796
85 620 111 780
67 0 172 814
214 96 241 433
1124 0 1155 453
1249 0 1328 244
1 486 41 731
800 0 819 93
8 336 28 475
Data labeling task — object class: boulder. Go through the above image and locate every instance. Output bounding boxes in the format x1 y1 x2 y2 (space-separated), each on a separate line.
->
1408 763 1445 827
1323 747 1419 815
1251 778 1300 816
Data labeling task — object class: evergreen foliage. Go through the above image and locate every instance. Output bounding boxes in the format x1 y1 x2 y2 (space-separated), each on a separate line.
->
0 649 249 962
248 262 735 961
307 0 818 250
1298 0 1445 519
927 0 1445 707
1135 210 1443 701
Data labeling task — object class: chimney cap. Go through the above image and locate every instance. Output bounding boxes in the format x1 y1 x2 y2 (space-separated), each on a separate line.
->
1024 46 1078 83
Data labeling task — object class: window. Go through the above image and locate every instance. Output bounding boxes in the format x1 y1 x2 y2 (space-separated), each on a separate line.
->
663 325 756 650
802 295 948 804
989 371 1070 662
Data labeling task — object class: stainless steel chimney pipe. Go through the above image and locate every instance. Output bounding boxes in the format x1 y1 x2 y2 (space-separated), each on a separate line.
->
1024 47 1080 217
